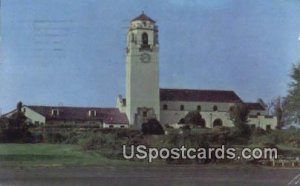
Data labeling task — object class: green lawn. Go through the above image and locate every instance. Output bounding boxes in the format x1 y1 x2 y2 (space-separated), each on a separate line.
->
0 144 140 168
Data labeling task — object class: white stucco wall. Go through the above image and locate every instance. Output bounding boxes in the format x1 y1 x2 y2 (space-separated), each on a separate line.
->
23 106 46 125
249 109 268 116
160 101 235 112
103 123 128 129
248 115 277 130
160 101 276 129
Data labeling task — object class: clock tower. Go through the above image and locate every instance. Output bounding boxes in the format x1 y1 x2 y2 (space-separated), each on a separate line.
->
125 12 160 128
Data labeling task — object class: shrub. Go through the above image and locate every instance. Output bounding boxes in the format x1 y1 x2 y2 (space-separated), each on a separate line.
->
142 119 165 135
0 102 33 143
44 132 66 143
184 111 206 128
251 127 266 136
79 133 121 151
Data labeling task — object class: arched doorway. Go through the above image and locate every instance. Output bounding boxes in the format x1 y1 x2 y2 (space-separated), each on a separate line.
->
213 119 223 127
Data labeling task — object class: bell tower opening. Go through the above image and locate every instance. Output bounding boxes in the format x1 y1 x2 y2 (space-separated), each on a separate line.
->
141 32 149 49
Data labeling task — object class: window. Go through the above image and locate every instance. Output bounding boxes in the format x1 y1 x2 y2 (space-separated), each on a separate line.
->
163 104 168 110
213 105 218 111
51 109 59 116
89 110 97 117
257 112 261 116
109 125 114 128
266 125 271 131
143 111 147 117
251 124 256 129
142 32 148 45
180 105 184 111
229 106 234 112
197 105 201 111
120 125 125 128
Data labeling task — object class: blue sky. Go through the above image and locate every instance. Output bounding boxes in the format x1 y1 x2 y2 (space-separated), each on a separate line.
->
1 0 300 113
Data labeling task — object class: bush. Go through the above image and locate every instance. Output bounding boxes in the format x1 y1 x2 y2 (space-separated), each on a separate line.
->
184 111 206 128
249 127 300 148
142 119 165 135
79 133 122 151
44 132 66 143
251 127 266 136
0 104 33 143
44 130 82 144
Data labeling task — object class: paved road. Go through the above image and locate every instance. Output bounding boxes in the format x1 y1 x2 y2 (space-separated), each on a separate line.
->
0 166 299 186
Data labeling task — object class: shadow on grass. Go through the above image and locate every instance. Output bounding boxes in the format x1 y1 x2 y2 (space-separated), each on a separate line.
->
0 154 75 161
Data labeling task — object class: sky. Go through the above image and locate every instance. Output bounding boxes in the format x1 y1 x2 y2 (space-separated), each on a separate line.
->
1 0 300 113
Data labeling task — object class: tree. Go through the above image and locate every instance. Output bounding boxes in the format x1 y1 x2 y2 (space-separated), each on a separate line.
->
141 119 165 135
1 101 32 142
286 63 300 122
229 103 251 137
267 97 288 128
184 111 205 128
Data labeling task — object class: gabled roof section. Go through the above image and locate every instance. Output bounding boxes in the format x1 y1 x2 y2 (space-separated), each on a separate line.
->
160 88 243 103
131 12 155 23
27 106 129 124
246 102 266 111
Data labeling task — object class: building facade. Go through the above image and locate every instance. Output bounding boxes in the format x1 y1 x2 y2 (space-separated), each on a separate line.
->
117 13 277 130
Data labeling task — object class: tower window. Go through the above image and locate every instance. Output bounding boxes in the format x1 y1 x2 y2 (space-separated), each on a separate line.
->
131 33 135 42
143 111 147 117
213 105 218 111
142 32 148 46
163 104 168 110
197 105 201 111
180 105 184 111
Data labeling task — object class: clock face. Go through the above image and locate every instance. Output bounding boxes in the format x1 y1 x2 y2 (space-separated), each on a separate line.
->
140 53 151 63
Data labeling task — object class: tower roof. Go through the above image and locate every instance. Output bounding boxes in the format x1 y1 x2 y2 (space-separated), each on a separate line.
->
131 12 155 23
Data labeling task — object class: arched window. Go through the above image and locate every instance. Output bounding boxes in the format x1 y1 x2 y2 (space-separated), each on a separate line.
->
180 105 184 111
163 104 168 110
213 119 223 127
197 105 201 111
142 32 148 45
213 105 218 111
131 33 135 42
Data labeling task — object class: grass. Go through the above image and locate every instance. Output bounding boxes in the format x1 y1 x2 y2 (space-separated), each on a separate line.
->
0 143 145 168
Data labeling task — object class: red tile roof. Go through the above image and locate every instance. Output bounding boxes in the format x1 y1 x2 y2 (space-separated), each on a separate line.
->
27 106 128 124
160 88 243 103
246 103 266 111
131 12 155 23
